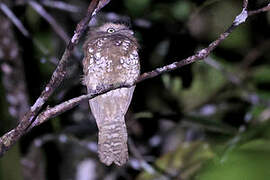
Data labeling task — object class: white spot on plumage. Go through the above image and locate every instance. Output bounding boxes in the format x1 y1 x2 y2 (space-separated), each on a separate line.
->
122 41 130 51
88 48 94 53
104 144 110 148
89 57 94 64
95 52 101 59
115 40 122 46
112 142 121 147
97 40 103 47
82 23 140 166
132 50 138 56
120 57 124 64
106 60 113 72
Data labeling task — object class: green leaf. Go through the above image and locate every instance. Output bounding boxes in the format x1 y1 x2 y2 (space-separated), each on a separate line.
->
0 145 23 180
195 139 270 180
252 66 270 84
136 141 214 180
220 25 251 50
124 0 151 16
171 1 192 21
179 61 226 110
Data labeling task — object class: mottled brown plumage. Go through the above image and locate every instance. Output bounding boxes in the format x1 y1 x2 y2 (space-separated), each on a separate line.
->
82 23 140 166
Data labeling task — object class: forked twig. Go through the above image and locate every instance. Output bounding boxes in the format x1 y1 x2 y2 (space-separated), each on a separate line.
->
1 0 270 157
0 0 108 157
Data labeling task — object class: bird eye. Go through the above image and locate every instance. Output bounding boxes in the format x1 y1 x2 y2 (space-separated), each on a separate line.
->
107 28 115 33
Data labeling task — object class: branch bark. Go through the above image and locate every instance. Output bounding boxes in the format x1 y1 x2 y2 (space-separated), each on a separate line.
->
0 0 108 157
248 3 270 16
30 0 270 129
1 0 270 157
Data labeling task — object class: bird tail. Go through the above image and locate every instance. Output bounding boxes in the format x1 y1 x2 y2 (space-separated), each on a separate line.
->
98 116 128 166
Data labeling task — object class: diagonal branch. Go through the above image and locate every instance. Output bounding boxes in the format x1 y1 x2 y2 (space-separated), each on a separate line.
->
0 2 30 37
30 0 270 130
28 1 70 44
28 21 236 130
0 0 110 157
1 0 270 157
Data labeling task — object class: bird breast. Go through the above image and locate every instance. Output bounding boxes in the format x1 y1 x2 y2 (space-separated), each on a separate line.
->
82 35 140 90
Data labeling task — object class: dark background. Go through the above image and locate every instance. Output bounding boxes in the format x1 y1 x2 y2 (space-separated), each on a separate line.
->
0 0 270 179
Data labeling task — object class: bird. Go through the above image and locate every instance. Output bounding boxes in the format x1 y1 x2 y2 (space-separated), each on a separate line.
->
82 22 140 166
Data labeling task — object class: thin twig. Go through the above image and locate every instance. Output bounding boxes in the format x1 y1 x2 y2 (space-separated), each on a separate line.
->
241 39 270 69
41 0 80 13
248 3 270 16
138 24 236 82
0 0 105 157
204 57 241 85
0 2 30 37
128 139 157 174
204 57 270 106
28 1 70 44
1 0 270 157
30 3 261 129
243 0 248 9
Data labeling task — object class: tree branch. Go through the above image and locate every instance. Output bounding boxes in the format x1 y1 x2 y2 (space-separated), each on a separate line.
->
248 3 270 16
0 2 30 37
41 0 80 13
0 0 109 157
1 0 270 157
30 0 270 129
28 0 70 44
27 20 236 129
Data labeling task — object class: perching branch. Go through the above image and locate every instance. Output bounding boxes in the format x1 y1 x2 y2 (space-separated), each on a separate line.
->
0 0 109 157
1 0 270 157
27 17 237 129
29 0 268 129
